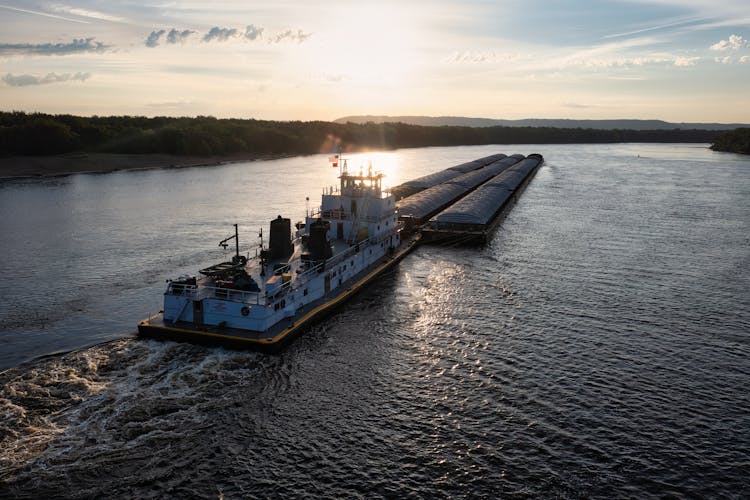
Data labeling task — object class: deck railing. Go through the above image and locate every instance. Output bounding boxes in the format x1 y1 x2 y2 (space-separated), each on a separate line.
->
166 224 403 306
201 286 262 304
167 282 262 304
166 283 198 297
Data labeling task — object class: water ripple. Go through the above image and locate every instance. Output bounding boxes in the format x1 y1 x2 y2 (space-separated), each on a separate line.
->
1 144 749 497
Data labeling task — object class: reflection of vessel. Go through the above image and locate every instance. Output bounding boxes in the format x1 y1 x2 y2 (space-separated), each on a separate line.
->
138 157 418 351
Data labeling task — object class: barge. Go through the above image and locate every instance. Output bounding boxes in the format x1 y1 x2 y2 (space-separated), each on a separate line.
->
390 153 508 200
421 153 544 244
396 154 525 228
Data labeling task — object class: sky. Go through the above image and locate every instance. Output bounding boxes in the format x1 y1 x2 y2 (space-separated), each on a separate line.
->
0 0 748 122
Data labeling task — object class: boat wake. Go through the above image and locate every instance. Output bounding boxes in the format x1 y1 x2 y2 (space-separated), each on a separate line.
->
0 338 264 498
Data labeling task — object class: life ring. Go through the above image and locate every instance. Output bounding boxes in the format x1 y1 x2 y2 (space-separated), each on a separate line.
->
241 306 250 316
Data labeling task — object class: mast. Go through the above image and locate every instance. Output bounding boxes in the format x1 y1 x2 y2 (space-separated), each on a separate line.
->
219 224 242 262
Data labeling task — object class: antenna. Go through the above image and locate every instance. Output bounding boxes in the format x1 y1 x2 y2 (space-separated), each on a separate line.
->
219 223 246 265
218 224 240 259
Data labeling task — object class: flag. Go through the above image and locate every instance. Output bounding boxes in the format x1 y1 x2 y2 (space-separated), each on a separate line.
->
328 154 339 167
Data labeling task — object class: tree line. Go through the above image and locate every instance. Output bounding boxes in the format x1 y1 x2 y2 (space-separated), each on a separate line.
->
710 128 750 154
0 111 722 157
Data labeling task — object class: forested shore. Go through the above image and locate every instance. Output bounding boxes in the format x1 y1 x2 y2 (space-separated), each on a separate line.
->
710 128 750 155
1 112 721 157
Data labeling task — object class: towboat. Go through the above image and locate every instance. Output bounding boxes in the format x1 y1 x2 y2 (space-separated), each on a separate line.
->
138 157 418 351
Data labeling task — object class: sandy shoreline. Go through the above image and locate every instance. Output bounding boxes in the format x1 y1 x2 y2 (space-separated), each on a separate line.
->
0 152 291 180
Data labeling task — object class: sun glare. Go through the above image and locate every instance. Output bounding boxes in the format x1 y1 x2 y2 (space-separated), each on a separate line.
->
339 152 402 190
299 5 420 84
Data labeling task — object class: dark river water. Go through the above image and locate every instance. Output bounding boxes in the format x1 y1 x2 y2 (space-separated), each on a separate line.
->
1 144 749 498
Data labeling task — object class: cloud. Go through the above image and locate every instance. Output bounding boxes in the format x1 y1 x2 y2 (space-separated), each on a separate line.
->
562 102 596 109
146 28 196 47
145 25 309 46
714 56 733 64
544 36 675 69
614 1 750 32
145 100 200 109
444 50 517 63
2 72 91 87
49 5 125 23
0 38 109 57
244 25 264 41
271 29 312 44
674 56 700 66
203 27 238 43
710 34 747 51
565 55 672 68
741 55 750 63
603 16 702 40
0 4 88 24
167 29 196 44
146 30 166 48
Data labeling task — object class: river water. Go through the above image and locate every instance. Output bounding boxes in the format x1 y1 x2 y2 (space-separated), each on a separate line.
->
1 144 748 498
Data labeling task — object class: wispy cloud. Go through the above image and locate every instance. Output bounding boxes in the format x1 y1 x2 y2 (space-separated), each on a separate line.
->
146 100 200 109
550 36 662 67
674 56 700 66
444 50 518 63
562 102 597 109
603 16 702 40
538 34 715 71
617 0 750 24
0 38 109 57
607 1 750 39
710 34 748 51
271 29 312 44
48 5 125 23
0 4 89 23
2 71 91 86
203 27 238 43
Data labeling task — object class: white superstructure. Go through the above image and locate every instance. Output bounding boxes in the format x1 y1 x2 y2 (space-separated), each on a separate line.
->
160 158 402 336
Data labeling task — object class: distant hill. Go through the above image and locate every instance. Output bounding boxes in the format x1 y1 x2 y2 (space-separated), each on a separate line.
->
335 115 748 131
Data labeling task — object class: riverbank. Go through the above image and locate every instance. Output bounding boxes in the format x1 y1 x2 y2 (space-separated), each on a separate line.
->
709 128 750 155
0 152 290 180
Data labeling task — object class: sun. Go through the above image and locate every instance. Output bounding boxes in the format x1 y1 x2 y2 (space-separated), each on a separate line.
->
298 4 421 85
338 152 402 189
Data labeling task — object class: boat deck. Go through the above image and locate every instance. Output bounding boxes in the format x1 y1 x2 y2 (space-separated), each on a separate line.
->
138 234 420 351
